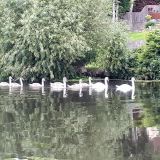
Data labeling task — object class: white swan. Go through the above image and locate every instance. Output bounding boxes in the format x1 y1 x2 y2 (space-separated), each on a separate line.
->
80 77 91 88
0 76 12 87
116 77 135 93
68 79 82 91
29 78 45 88
9 77 23 87
90 77 109 92
50 77 67 90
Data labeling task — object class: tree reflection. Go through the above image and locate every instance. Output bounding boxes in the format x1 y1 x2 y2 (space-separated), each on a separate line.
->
0 88 131 160
121 82 160 160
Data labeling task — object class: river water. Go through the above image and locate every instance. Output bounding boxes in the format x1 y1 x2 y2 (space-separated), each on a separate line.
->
0 80 160 160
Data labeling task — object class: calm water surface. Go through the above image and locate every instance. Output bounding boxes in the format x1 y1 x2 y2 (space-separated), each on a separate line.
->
0 80 160 160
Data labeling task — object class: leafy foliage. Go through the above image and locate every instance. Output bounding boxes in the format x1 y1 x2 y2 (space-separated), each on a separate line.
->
0 0 129 80
95 22 129 79
145 21 156 28
0 0 91 80
0 0 129 79
135 30 160 80
119 0 131 15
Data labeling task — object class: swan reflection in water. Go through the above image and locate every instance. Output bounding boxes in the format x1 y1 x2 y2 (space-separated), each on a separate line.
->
9 86 24 95
79 86 83 97
50 87 68 98
89 86 109 99
105 88 109 99
63 88 67 98
131 89 135 100
89 86 92 96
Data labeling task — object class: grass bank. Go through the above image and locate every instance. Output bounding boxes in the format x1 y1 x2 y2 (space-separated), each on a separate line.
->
129 31 147 41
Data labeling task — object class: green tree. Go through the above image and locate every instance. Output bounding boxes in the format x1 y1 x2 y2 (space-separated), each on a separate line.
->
0 0 129 80
136 30 160 80
119 0 130 15
0 0 91 80
94 21 129 78
0 0 115 80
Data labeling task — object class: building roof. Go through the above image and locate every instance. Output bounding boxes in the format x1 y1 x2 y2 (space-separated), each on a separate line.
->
133 0 159 12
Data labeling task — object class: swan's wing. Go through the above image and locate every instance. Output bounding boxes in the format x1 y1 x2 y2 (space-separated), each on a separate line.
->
29 83 41 87
92 82 105 88
81 83 89 87
91 82 105 92
29 83 40 85
50 82 63 85
68 84 81 91
116 84 132 93
50 82 63 87
50 87 63 92
0 82 9 86
50 82 64 91
11 83 21 87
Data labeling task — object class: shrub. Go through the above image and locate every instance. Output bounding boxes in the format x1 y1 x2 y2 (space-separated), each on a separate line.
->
135 30 160 80
145 21 156 28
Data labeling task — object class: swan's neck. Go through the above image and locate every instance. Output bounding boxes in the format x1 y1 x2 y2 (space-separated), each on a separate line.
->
79 81 82 88
105 79 108 88
89 78 92 86
63 80 66 89
9 78 12 86
132 80 135 89
42 80 44 87
20 79 23 86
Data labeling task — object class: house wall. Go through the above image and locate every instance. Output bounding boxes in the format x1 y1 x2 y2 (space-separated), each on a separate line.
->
124 5 160 31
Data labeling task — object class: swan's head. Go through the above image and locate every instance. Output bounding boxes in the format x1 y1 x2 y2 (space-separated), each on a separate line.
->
42 78 45 82
131 77 135 81
89 77 92 81
9 76 12 80
105 77 109 81
20 77 24 81
79 79 82 83
63 77 67 82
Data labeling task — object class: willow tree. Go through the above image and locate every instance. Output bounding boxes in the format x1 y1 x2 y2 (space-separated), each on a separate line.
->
0 0 90 80
0 0 113 80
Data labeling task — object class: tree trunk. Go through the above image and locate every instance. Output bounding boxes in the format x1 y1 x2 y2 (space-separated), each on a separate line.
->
112 0 119 22
112 0 116 22
129 0 135 30
115 1 119 21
